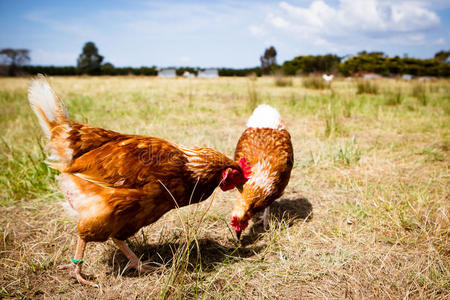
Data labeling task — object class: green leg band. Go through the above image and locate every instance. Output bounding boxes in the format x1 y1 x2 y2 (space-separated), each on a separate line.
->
72 258 84 264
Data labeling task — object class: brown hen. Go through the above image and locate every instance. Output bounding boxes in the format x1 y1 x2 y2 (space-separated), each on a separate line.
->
231 104 293 239
28 75 250 287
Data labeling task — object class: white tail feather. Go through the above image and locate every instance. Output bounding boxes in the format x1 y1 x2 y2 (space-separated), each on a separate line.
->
28 74 68 138
246 104 282 129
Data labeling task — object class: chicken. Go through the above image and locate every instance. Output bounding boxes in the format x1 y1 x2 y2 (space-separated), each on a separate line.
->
322 74 334 83
27 75 250 287
231 104 294 239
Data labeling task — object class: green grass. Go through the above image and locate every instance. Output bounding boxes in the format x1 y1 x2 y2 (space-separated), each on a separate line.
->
333 137 361 165
302 76 329 90
0 76 449 299
274 76 293 87
412 82 429 105
0 140 59 206
356 79 379 95
384 88 404 106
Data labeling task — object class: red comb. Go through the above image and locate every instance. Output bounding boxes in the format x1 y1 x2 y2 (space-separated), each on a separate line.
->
238 157 252 181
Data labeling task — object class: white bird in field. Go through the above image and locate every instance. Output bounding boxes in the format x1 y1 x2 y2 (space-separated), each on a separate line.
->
322 74 334 82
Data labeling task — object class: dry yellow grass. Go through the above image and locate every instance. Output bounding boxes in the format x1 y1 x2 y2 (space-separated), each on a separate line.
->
0 76 449 299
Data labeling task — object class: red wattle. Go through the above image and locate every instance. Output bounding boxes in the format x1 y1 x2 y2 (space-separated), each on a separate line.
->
238 157 252 181
231 215 249 231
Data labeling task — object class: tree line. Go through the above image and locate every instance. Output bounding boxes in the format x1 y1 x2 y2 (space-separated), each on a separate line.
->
1 42 448 77
280 51 449 77
20 65 263 77
338 51 449 77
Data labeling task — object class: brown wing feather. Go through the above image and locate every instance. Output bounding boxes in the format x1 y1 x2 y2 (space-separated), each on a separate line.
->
67 123 127 159
235 127 293 168
234 128 294 211
65 131 188 189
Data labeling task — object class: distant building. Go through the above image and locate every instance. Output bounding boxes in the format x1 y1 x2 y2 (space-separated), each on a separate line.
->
401 74 413 81
183 71 195 78
198 68 219 78
363 73 382 80
158 68 176 78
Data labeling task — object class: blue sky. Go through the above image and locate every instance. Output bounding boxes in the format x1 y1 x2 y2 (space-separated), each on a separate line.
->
1 0 449 68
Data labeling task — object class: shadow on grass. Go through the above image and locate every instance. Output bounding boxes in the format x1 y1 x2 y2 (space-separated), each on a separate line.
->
271 195 313 223
104 196 311 276
241 195 313 246
106 238 263 276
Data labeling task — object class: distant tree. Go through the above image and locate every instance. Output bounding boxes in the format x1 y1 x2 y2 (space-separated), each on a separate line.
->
260 46 277 74
218 67 262 77
338 51 450 77
77 42 104 75
23 65 77 76
0 48 30 76
358 51 385 58
282 54 341 75
101 62 116 75
339 52 388 76
176 67 198 76
434 50 450 63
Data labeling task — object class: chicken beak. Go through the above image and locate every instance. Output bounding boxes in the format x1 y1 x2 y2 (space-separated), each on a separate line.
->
236 230 242 241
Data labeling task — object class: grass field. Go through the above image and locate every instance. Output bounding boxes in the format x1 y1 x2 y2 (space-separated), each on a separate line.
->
0 76 449 299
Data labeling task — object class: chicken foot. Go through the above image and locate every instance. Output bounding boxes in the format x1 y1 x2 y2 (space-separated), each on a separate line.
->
112 238 154 273
58 237 99 288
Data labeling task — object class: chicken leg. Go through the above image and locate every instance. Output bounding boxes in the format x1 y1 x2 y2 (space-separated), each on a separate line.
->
112 238 154 273
261 206 270 230
253 206 271 230
58 237 99 288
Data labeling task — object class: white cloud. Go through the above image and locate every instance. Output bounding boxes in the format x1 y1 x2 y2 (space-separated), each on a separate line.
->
249 25 265 37
267 0 441 51
407 33 426 43
267 15 290 29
